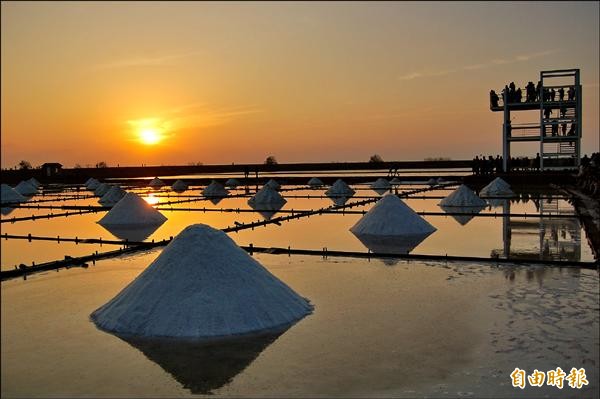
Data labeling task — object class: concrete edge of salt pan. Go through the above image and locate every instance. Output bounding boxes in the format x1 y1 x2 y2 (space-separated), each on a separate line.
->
90 223 313 338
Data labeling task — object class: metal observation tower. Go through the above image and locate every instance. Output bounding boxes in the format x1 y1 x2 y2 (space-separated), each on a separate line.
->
490 68 582 172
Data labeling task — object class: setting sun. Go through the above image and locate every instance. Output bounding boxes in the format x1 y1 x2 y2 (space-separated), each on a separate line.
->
139 128 161 145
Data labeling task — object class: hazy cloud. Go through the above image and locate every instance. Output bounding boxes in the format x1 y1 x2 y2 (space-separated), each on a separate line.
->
96 51 200 70
398 49 560 81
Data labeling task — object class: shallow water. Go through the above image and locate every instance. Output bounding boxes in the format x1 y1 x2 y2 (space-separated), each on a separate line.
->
1 253 598 397
1 181 598 397
1 185 594 269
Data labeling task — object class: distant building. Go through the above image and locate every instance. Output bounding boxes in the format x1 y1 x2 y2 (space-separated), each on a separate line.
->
41 162 63 177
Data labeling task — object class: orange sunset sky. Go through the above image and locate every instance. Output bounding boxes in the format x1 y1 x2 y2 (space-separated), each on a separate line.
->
1 1 599 168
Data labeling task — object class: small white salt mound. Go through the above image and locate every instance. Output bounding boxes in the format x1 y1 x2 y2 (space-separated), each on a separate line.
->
1 184 26 203
14 181 37 196
351 194 436 237
439 184 486 207
90 224 313 338
225 178 240 188
94 183 111 197
27 178 40 189
479 177 515 197
325 179 355 198
437 177 446 184
390 177 401 185
171 180 188 192
370 178 390 195
265 179 280 190
86 179 100 190
248 185 287 207
99 186 127 205
98 192 167 227
149 177 165 188
202 181 229 198
439 205 485 226
307 177 324 187
426 178 437 186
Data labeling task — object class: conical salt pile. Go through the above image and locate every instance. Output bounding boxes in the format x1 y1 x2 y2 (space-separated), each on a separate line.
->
98 192 167 227
439 184 486 207
27 178 40 189
248 185 287 207
350 194 436 254
1 184 26 203
15 180 37 196
307 177 324 188
371 178 390 195
426 178 437 186
265 179 280 191
437 177 446 184
390 177 401 185
90 224 312 338
86 178 100 190
171 180 188 192
202 181 229 198
99 186 127 205
479 177 515 197
225 178 240 188
94 183 111 197
149 177 165 188
439 205 485 226
325 179 355 197
84 178 95 187
351 194 436 237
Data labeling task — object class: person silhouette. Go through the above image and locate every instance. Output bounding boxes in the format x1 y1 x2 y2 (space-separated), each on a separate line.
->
535 81 542 101
515 88 522 103
544 107 552 120
490 90 499 108
568 86 575 101
561 123 567 136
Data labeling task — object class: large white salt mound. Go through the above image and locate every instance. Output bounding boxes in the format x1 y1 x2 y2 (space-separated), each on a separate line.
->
86 179 100 190
325 179 355 197
202 181 229 198
265 179 280 190
94 183 111 197
307 177 324 187
99 186 127 205
90 224 313 338
439 184 486 207
225 178 241 188
351 193 436 237
27 178 40 189
149 177 165 188
98 192 167 227
1 184 26 203
248 185 287 206
479 177 515 197
14 181 37 196
171 180 188 192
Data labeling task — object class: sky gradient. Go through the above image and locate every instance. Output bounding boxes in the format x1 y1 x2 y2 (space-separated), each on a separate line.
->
1 1 599 168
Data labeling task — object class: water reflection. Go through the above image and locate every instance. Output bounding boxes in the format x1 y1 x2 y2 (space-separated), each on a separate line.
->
116 329 287 394
439 205 486 226
493 197 582 261
99 223 164 242
351 233 434 255
248 201 285 221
